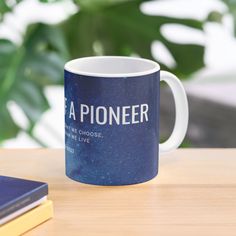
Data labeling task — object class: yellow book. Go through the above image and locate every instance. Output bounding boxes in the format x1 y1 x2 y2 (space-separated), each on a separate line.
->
0 200 53 236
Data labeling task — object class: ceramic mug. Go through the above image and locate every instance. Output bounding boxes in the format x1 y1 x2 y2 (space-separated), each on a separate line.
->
64 56 188 185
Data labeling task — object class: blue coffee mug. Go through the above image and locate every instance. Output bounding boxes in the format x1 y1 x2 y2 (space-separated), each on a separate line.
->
64 56 188 185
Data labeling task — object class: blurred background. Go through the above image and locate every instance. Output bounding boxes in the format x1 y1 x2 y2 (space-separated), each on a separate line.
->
0 0 235 148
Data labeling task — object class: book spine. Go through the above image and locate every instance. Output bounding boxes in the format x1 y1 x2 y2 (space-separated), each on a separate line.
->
0 184 48 219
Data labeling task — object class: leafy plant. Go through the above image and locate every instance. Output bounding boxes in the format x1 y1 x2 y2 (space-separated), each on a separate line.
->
64 0 204 77
0 24 68 145
0 0 206 146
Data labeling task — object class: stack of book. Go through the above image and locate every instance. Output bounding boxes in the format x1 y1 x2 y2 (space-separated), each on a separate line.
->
0 176 53 235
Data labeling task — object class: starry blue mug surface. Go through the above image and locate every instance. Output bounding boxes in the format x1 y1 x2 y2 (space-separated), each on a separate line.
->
64 56 188 185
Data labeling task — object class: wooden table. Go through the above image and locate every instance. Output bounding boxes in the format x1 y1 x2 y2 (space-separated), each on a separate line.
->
0 149 236 236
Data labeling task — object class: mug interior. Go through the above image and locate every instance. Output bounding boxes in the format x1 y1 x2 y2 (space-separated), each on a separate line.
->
64 56 160 78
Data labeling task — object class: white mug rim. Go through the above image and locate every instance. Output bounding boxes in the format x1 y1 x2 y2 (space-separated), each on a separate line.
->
64 56 160 78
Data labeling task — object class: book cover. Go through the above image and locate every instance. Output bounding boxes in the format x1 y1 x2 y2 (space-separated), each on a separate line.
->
0 200 53 236
0 176 48 220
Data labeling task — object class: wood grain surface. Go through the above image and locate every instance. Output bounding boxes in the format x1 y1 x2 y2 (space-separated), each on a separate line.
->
0 149 236 236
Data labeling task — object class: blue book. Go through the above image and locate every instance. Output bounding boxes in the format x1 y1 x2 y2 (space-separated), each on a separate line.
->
0 176 48 223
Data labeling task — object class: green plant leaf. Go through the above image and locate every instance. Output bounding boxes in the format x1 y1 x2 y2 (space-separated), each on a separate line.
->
39 0 62 2
0 2 11 17
75 0 133 10
0 0 22 20
0 24 68 142
221 0 236 35
62 0 204 78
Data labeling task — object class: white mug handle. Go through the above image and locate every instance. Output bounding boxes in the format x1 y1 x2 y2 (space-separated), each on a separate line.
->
159 71 189 154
